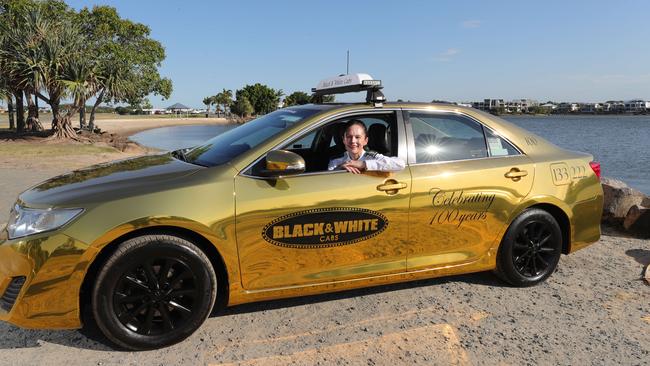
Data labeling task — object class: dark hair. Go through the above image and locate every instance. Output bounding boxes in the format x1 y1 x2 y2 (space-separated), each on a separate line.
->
343 119 367 137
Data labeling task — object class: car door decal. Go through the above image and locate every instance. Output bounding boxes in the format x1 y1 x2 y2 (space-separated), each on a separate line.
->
428 188 496 228
262 207 388 248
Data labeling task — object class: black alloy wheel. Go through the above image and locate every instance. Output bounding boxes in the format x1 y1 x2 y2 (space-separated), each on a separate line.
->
92 235 217 350
495 208 562 287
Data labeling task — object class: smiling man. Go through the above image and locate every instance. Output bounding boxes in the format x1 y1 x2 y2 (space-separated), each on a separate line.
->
328 120 406 174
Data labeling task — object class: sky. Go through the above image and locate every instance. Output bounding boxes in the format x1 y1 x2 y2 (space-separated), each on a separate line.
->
18 0 650 108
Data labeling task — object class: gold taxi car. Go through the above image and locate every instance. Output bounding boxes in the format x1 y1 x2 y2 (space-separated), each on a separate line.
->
0 74 603 349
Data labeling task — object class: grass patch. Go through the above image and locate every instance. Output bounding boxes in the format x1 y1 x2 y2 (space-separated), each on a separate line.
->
0 143 118 157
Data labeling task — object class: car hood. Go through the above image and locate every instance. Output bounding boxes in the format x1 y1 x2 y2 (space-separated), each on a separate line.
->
18 154 204 207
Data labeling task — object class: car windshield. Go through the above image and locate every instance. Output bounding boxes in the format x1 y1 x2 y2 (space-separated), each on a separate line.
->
183 108 321 167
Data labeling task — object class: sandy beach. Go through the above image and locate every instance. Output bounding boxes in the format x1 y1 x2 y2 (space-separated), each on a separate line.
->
95 116 230 137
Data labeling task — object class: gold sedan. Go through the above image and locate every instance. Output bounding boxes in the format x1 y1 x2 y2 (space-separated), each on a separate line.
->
0 101 603 350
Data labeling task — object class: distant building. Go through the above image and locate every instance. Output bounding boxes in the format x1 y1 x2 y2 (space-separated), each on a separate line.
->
580 103 602 113
505 99 539 113
602 101 625 114
624 99 649 113
473 99 505 112
540 102 557 111
142 108 166 115
166 103 192 114
557 103 579 113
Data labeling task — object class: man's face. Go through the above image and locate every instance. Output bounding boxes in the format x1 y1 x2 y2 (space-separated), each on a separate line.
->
344 124 368 158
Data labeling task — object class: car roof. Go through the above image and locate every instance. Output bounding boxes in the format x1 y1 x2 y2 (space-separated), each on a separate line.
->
288 101 465 112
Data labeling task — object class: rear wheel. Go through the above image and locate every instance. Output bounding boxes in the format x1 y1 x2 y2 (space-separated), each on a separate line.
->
92 234 216 350
495 209 562 287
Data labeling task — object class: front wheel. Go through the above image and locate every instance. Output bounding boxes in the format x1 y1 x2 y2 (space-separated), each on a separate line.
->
495 209 563 287
92 234 217 350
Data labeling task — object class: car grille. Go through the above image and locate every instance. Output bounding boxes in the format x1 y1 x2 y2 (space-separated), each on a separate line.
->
1 276 26 312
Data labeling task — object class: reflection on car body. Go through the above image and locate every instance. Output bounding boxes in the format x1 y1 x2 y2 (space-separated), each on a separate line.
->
0 74 603 350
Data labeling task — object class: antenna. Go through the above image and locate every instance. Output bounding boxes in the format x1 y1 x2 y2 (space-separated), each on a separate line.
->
346 50 349 75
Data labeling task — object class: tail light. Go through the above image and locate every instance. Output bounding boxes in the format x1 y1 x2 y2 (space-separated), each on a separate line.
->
589 161 601 180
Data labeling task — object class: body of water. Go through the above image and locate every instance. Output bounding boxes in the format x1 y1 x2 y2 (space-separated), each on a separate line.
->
502 115 650 194
130 124 235 152
130 115 650 194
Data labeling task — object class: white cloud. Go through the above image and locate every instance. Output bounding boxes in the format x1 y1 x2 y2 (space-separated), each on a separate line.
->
461 20 481 29
433 48 460 62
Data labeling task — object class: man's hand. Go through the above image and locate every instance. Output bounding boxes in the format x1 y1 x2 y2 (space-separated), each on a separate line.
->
341 160 366 174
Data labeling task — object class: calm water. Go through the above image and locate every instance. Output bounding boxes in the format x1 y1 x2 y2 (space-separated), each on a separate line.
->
131 115 650 194
130 125 235 151
502 115 650 194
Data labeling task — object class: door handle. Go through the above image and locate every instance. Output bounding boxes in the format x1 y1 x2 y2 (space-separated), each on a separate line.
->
376 179 408 195
504 168 528 181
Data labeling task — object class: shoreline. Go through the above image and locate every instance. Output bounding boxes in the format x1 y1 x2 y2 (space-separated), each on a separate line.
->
95 117 233 137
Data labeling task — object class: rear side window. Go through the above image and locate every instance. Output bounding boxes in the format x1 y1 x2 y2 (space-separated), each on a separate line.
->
409 112 488 163
484 128 520 157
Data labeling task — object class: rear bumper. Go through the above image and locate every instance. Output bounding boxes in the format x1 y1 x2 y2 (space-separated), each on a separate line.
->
0 229 90 329
569 192 604 253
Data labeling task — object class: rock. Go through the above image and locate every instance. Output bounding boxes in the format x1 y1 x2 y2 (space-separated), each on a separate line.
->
623 205 650 238
642 196 650 208
601 177 647 225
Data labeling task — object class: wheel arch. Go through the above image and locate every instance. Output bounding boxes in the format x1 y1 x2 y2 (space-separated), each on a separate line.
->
79 225 230 323
510 199 572 255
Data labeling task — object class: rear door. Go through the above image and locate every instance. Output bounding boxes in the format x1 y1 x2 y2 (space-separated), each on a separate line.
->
404 110 535 271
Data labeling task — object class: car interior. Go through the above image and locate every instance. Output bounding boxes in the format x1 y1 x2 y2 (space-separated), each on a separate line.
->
249 114 398 175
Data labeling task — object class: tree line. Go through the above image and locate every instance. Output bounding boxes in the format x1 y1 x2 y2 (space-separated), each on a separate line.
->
203 87 335 118
0 0 171 138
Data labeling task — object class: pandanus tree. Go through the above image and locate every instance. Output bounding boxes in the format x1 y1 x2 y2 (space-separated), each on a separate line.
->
0 1 172 138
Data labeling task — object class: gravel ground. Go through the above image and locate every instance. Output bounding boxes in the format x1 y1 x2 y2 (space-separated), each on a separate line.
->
0 234 646 365
0 153 647 365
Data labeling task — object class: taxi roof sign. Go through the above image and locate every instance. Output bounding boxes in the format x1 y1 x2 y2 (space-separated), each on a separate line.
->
312 73 382 96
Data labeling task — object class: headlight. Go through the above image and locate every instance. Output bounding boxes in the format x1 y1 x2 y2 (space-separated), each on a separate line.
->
7 204 84 240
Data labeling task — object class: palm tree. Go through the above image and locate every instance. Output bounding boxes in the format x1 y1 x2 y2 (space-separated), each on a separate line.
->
26 10 92 138
216 88 232 116
203 96 213 117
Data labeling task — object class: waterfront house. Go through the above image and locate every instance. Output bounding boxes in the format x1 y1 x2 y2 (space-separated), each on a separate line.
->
580 103 602 114
602 101 625 114
557 103 579 113
624 99 649 114
473 99 505 112
541 102 557 111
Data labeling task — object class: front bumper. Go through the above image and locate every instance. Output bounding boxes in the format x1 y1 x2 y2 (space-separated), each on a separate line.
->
0 228 91 329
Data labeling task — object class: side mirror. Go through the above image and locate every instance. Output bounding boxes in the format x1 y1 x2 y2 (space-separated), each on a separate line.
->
259 150 305 177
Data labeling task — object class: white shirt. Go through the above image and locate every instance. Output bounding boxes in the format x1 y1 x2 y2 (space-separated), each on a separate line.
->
328 150 406 172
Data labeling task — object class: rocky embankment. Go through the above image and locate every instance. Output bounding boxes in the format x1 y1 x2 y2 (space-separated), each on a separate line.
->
601 177 650 239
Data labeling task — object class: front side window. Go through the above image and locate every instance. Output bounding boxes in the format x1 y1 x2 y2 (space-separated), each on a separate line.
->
409 112 488 163
184 108 321 167
247 112 399 175
282 113 398 173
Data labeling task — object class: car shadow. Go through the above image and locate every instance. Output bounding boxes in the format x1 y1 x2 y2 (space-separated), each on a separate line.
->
0 270 506 351
215 270 506 317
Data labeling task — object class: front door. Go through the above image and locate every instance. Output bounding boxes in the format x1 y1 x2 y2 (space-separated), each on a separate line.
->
234 112 410 290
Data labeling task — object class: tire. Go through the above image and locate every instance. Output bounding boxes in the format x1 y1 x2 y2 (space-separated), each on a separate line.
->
92 234 217 350
495 208 563 287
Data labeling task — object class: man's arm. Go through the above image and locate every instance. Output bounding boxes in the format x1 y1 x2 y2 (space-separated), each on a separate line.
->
364 154 406 172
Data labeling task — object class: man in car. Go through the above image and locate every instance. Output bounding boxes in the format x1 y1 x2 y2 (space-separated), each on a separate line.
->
328 119 405 174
